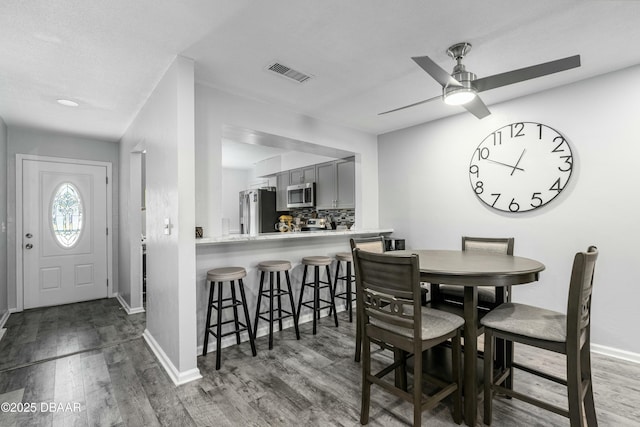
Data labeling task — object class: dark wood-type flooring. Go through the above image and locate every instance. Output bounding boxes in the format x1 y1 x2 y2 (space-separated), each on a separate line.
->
0 298 638 426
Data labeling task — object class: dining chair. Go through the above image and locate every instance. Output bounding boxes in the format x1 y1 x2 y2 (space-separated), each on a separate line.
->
353 249 464 426
433 236 515 309
350 236 386 362
481 246 598 426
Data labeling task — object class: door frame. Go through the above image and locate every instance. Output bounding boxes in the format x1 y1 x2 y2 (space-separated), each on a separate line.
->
15 154 113 311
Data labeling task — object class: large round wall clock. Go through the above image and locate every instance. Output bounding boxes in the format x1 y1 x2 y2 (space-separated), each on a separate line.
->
469 122 573 213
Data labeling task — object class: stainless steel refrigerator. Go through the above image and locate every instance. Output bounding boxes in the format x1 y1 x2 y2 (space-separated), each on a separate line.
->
239 188 279 235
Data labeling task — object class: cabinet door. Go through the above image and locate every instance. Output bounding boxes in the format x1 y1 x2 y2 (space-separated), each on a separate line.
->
336 158 355 208
276 172 290 211
290 166 315 184
315 162 336 209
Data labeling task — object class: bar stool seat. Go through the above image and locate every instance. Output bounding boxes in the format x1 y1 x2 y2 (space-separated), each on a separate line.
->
203 266 257 370
297 256 338 335
332 252 356 323
254 260 300 349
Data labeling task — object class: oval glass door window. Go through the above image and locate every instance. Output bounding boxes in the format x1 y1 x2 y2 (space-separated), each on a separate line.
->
51 182 84 248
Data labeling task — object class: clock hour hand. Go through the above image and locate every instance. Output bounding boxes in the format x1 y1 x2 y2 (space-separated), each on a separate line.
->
510 149 527 176
486 158 525 172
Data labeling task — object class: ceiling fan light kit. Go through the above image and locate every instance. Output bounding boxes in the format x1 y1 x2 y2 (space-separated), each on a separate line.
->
379 41 581 119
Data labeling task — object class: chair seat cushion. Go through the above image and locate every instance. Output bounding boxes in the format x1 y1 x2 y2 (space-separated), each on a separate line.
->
371 306 464 341
480 302 566 342
439 284 496 303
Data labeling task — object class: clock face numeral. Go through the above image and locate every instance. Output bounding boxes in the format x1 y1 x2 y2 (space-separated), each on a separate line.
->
469 122 573 213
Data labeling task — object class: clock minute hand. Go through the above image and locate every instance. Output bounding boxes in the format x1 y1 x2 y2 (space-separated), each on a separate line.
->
486 158 525 172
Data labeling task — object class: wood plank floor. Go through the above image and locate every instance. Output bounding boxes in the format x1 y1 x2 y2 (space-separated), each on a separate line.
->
0 298 639 426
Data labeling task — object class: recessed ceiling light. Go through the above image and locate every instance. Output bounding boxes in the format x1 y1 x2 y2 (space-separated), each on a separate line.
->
57 99 79 107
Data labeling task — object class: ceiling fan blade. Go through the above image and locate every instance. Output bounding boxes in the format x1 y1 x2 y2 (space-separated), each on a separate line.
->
463 95 491 119
378 94 441 115
473 55 581 92
411 56 462 88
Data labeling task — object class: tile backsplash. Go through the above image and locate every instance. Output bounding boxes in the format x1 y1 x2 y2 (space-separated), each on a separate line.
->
283 208 355 225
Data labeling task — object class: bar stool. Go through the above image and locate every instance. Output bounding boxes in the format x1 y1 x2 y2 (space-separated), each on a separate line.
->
297 256 339 335
203 266 257 370
253 260 300 349
332 252 356 322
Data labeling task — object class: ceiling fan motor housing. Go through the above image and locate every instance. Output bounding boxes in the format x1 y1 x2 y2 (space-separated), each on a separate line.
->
444 68 477 95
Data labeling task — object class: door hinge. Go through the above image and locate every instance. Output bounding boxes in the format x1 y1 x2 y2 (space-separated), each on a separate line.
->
106 176 109 184
107 279 109 288
106 227 109 235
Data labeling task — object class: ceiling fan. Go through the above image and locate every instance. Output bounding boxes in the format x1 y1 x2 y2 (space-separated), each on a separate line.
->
379 42 581 119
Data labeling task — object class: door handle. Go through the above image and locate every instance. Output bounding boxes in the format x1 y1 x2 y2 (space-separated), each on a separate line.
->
25 243 33 249
25 233 33 238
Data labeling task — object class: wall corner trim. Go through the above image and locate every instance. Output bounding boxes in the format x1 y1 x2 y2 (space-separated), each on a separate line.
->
115 294 145 315
142 329 202 386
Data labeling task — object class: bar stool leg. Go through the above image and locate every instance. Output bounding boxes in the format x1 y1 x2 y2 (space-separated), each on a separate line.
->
326 265 338 327
330 260 341 317
203 280 215 356
268 271 274 350
253 271 266 339
312 266 319 334
230 281 241 345
215 281 224 370
346 261 353 322
296 265 308 325
238 278 257 356
285 270 300 340
277 272 283 332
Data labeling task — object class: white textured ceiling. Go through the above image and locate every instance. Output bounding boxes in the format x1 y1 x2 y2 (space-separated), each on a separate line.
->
2 1 640 142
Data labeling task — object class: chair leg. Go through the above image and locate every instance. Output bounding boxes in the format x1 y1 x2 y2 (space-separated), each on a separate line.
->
567 340 588 427
483 328 494 425
276 271 283 332
312 266 319 334
452 330 463 425
581 341 598 426
355 307 362 362
360 333 371 424
330 260 341 316
203 280 215 356
284 270 300 340
413 342 423 427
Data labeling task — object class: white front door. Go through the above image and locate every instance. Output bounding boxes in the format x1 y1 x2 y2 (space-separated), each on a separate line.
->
22 158 109 309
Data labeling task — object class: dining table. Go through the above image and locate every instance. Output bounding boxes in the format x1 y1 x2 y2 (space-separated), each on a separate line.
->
393 249 546 426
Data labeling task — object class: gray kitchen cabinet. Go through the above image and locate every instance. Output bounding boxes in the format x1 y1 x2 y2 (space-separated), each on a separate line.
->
289 166 315 184
315 157 355 209
276 171 290 211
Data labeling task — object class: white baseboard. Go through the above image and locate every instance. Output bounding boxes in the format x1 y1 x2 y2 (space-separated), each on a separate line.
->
142 329 202 386
115 293 146 315
592 343 640 364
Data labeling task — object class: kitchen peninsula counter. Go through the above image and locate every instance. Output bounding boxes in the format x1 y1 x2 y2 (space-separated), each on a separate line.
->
195 228 393 245
195 228 393 355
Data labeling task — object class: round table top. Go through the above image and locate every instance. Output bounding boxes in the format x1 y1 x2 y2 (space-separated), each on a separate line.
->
391 249 545 287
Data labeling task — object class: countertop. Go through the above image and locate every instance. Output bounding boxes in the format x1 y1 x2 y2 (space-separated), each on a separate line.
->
195 228 393 246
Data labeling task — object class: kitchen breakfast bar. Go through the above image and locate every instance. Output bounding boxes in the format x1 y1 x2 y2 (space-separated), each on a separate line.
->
195 229 393 354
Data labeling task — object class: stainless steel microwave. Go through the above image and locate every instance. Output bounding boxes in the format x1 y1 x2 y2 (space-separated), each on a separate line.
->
287 182 315 208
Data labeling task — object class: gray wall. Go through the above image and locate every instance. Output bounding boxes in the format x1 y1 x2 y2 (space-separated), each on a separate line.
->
378 64 640 358
6 126 119 310
0 117 7 322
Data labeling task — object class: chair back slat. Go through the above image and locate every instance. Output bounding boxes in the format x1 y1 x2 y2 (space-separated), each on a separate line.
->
350 236 385 254
462 236 514 255
567 246 598 337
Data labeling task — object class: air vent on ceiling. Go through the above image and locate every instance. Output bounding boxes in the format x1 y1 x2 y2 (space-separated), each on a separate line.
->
265 62 312 83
